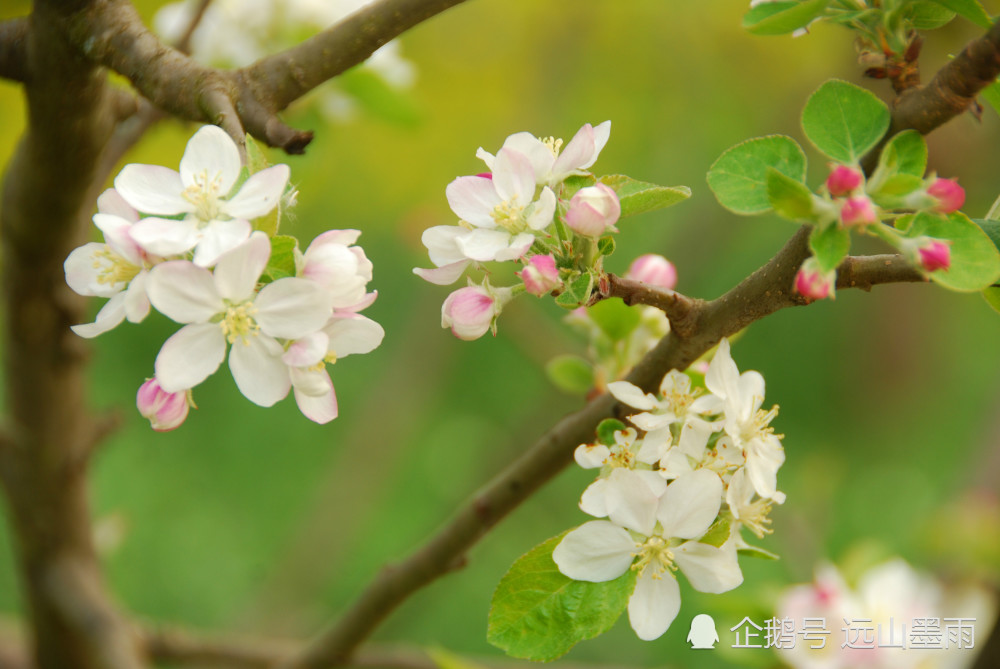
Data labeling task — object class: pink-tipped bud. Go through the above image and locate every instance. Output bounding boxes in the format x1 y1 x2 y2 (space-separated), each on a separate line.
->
626 254 677 290
794 259 836 301
441 284 511 341
826 165 863 197
918 240 951 272
840 196 878 227
927 178 965 214
137 378 190 432
564 183 621 237
517 254 561 296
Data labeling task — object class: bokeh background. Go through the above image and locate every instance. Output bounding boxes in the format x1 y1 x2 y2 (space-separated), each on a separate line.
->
0 1 999 667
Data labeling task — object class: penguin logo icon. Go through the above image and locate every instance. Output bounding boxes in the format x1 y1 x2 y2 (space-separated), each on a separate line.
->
686 614 719 649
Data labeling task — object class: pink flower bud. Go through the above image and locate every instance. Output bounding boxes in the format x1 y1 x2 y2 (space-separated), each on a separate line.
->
918 239 951 272
839 196 878 227
564 183 621 237
825 165 863 197
625 254 677 290
794 259 836 301
927 178 965 214
441 285 511 341
137 378 190 431
517 254 561 296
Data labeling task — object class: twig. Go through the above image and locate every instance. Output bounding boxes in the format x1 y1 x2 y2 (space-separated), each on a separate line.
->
174 0 214 55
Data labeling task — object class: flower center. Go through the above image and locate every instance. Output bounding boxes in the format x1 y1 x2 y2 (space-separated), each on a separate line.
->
541 136 563 158
631 535 676 579
740 498 774 540
741 404 782 444
221 302 259 344
183 169 226 222
94 248 140 286
606 444 635 469
490 198 526 232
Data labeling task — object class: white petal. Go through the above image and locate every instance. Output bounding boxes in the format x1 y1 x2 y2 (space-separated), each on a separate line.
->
229 335 291 407
254 277 332 339
308 229 361 247
746 439 784 500
579 478 609 517
574 443 609 469
607 381 657 411
93 214 142 266
551 521 635 582
628 568 680 641
180 125 241 195
659 447 694 479
475 147 496 171
71 293 127 338
657 470 722 539
129 217 199 258
635 470 668 497
325 315 385 358
500 132 555 184
492 232 534 262
123 271 151 323
704 338 738 399
155 322 226 392
282 331 329 367
213 231 269 301
192 219 253 268
446 176 499 228
421 225 472 267
677 420 716 458
147 261 223 323
96 188 139 221
413 260 470 286
526 187 557 231
223 164 290 219
675 541 743 594
65 243 116 297
630 412 673 432
455 228 513 262
115 164 190 215
605 469 660 536
294 375 338 424
492 148 535 204
289 365 331 397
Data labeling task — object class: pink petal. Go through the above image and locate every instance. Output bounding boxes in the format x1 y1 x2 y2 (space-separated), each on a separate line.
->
294 374 338 424
413 260 471 286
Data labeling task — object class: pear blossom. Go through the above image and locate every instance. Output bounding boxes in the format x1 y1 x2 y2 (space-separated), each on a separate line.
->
476 121 612 188
444 149 556 263
704 339 785 502
564 183 621 237
65 189 157 338
553 470 743 640
116 125 290 267
136 377 192 431
146 232 333 403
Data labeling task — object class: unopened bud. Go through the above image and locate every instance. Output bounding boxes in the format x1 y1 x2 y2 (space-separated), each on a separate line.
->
840 196 878 227
826 165 863 197
517 254 561 296
565 183 621 237
794 259 836 301
626 254 677 290
137 378 191 431
926 178 965 214
441 284 512 341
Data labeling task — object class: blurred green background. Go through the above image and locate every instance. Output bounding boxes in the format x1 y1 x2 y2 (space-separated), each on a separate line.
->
1 1 999 667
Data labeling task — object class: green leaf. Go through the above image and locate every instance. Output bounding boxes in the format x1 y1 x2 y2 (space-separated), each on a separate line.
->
427 647 489 669
908 213 1000 291
545 356 595 396
737 544 781 561
554 273 594 308
878 130 928 178
767 168 815 221
909 1 957 29
743 0 829 35
975 217 1000 252
983 286 1000 313
245 134 270 175
487 532 635 661
598 175 691 218
809 223 850 271
562 174 597 200
707 135 807 215
700 517 731 548
801 79 890 163
586 298 642 340
597 235 616 257
928 0 991 28
597 418 627 446
981 80 1000 120
262 235 299 283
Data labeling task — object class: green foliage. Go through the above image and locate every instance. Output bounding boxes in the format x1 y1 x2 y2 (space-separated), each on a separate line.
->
981 79 1000 120
487 532 635 661
707 135 807 215
546 355 595 396
909 1 958 29
587 298 641 340
554 273 595 308
906 213 1000 291
427 647 489 669
261 235 299 283
700 517 731 548
561 174 597 200
598 175 691 218
597 235 616 257
809 223 851 271
743 0 829 35
928 0 992 28
597 418 627 446
738 544 781 561
767 167 815 222
801 79 890 164
875 130 927 178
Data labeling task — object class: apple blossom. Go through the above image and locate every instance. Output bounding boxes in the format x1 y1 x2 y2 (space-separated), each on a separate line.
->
825 164 863 197
626 254 677 290
297 229 375 310
476 121 612 188
136 377 192 432
564 183 621 237
517 254 561 296
839 195 878 227
927 177 965 214
441 283 513 341
116 125 290 267
794 258 836 301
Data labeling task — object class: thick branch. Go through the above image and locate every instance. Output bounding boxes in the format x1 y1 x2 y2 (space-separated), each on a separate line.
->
0 17 28 83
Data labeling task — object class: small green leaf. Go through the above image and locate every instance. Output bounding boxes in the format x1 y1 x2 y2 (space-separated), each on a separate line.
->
487 532 636 661
597 235 616 257
245 134 270 175
928 0 991 28
586 298 642 340
545 355 595 396
981 80 1000 120
983 286 1000 313
974 217 1000 252
700 517 731 548
562 174 597 200
743 0 829 35
262 235 299 283
801 79 890 163
738 544 781 561
598 175 691 218
767 168 815 221
554 273 594 308
707 135 807 215
809 223 850 271
878 130 928 178
908 213 1000 291
909 1 957 29
597 418 627 446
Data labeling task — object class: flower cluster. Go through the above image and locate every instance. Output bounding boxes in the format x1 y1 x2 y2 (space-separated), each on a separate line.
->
553 338 785 640
65 126 383 430
793 162 963 301
155 0 415 123
414 122 620 340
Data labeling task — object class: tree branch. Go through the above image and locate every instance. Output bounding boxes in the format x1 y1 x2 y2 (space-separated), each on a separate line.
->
0 17 28 83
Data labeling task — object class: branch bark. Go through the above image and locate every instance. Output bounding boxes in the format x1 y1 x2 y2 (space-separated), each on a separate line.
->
0 17 28 83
